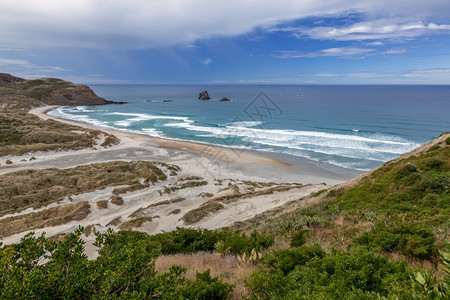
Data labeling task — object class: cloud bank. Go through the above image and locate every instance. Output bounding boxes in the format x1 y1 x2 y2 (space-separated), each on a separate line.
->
1 0 449 49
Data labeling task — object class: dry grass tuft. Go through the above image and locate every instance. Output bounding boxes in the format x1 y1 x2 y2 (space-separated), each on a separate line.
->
118 216 153 230
83 224 97 237
155 252 259 299
182 202 224 224
0 201 90 237
96 200 108 209
106 216 122 226
168 209 181 215
110 195 124 206
112 183 146 195
100 135 119 147
197 192 214 198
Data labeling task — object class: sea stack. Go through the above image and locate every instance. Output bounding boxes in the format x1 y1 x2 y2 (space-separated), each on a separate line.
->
198 90 211 100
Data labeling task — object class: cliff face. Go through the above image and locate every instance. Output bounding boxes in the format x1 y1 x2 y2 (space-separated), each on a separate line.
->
0 73 25 84
0 74 118 109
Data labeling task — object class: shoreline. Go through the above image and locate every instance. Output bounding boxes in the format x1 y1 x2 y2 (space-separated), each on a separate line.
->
31 105 291 167
23 105 358 185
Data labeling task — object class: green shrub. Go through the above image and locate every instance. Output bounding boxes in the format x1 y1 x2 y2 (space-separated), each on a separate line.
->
290 229 308 247
246 248 412 299
423 158 446 171
0 228 234 299
353 224 436 259
395 163 418 179
144 227 273 255
264 244 326 274
179 270 233 299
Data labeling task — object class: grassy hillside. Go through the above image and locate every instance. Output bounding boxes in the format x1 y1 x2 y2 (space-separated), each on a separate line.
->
0 75 120 156
240 133 449 257
0 76 112 109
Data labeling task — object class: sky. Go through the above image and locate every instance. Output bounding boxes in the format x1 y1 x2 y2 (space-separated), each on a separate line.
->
1 0 450 84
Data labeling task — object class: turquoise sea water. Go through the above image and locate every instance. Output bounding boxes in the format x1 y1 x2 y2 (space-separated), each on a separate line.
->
49 85 450 172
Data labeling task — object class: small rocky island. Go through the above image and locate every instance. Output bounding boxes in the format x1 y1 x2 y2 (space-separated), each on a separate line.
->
198 90 211 100
220 97 232 102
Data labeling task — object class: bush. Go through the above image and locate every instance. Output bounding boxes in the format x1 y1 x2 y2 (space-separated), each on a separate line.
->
264 244 326 274
179 270 233 299
353 224 436 259
0 228 234 299
422 158 446 171
290 229 308 247
137 227 274 255
395 163 418 179
246 248 412 299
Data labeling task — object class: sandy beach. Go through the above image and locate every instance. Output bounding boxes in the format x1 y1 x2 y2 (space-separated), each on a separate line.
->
0 105 357 254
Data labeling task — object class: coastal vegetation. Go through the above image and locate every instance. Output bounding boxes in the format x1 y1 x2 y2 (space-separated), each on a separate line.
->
1 227 448 299
0 161 179 219
0 111 119 156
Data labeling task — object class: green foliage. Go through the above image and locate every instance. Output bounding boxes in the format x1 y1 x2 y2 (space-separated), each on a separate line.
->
0 228 233 299
353 224 436 259
410 249 450 299
214 240 231 256
290 229 308 247
148 227 273 255
246 247 412 299
178 270 233 299
264 244 326 274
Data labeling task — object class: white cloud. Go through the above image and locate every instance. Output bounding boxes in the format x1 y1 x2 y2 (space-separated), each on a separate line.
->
0 58 32 66
309 68 450 83
403 68 450 78
203 58 212 65
1 0 449 49
0 56 69 78
382 49 407 55
287 19 450 41
274 47 374 58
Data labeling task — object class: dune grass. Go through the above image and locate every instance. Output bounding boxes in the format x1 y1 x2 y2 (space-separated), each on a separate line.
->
0 111 118 156
0 161 179 217
0 201 90 238
182 183 306 225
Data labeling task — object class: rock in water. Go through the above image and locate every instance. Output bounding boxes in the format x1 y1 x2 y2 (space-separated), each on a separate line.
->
198 90 211 100
220 97 232 102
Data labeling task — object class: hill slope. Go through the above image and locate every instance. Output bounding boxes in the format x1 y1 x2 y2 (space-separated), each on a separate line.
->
0 74 120 109
240 133 449 259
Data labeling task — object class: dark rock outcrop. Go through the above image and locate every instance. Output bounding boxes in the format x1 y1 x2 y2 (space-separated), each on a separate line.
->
0 73 25 84
198 90 211 100
220 97 232 102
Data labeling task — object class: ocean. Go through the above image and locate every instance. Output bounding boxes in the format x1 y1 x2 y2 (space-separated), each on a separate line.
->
49 85 450 172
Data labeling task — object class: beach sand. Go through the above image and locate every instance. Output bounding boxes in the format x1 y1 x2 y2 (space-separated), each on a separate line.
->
0 105 359 256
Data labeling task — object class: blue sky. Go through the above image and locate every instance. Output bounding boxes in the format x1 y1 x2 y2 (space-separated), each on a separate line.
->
1 0 450 84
